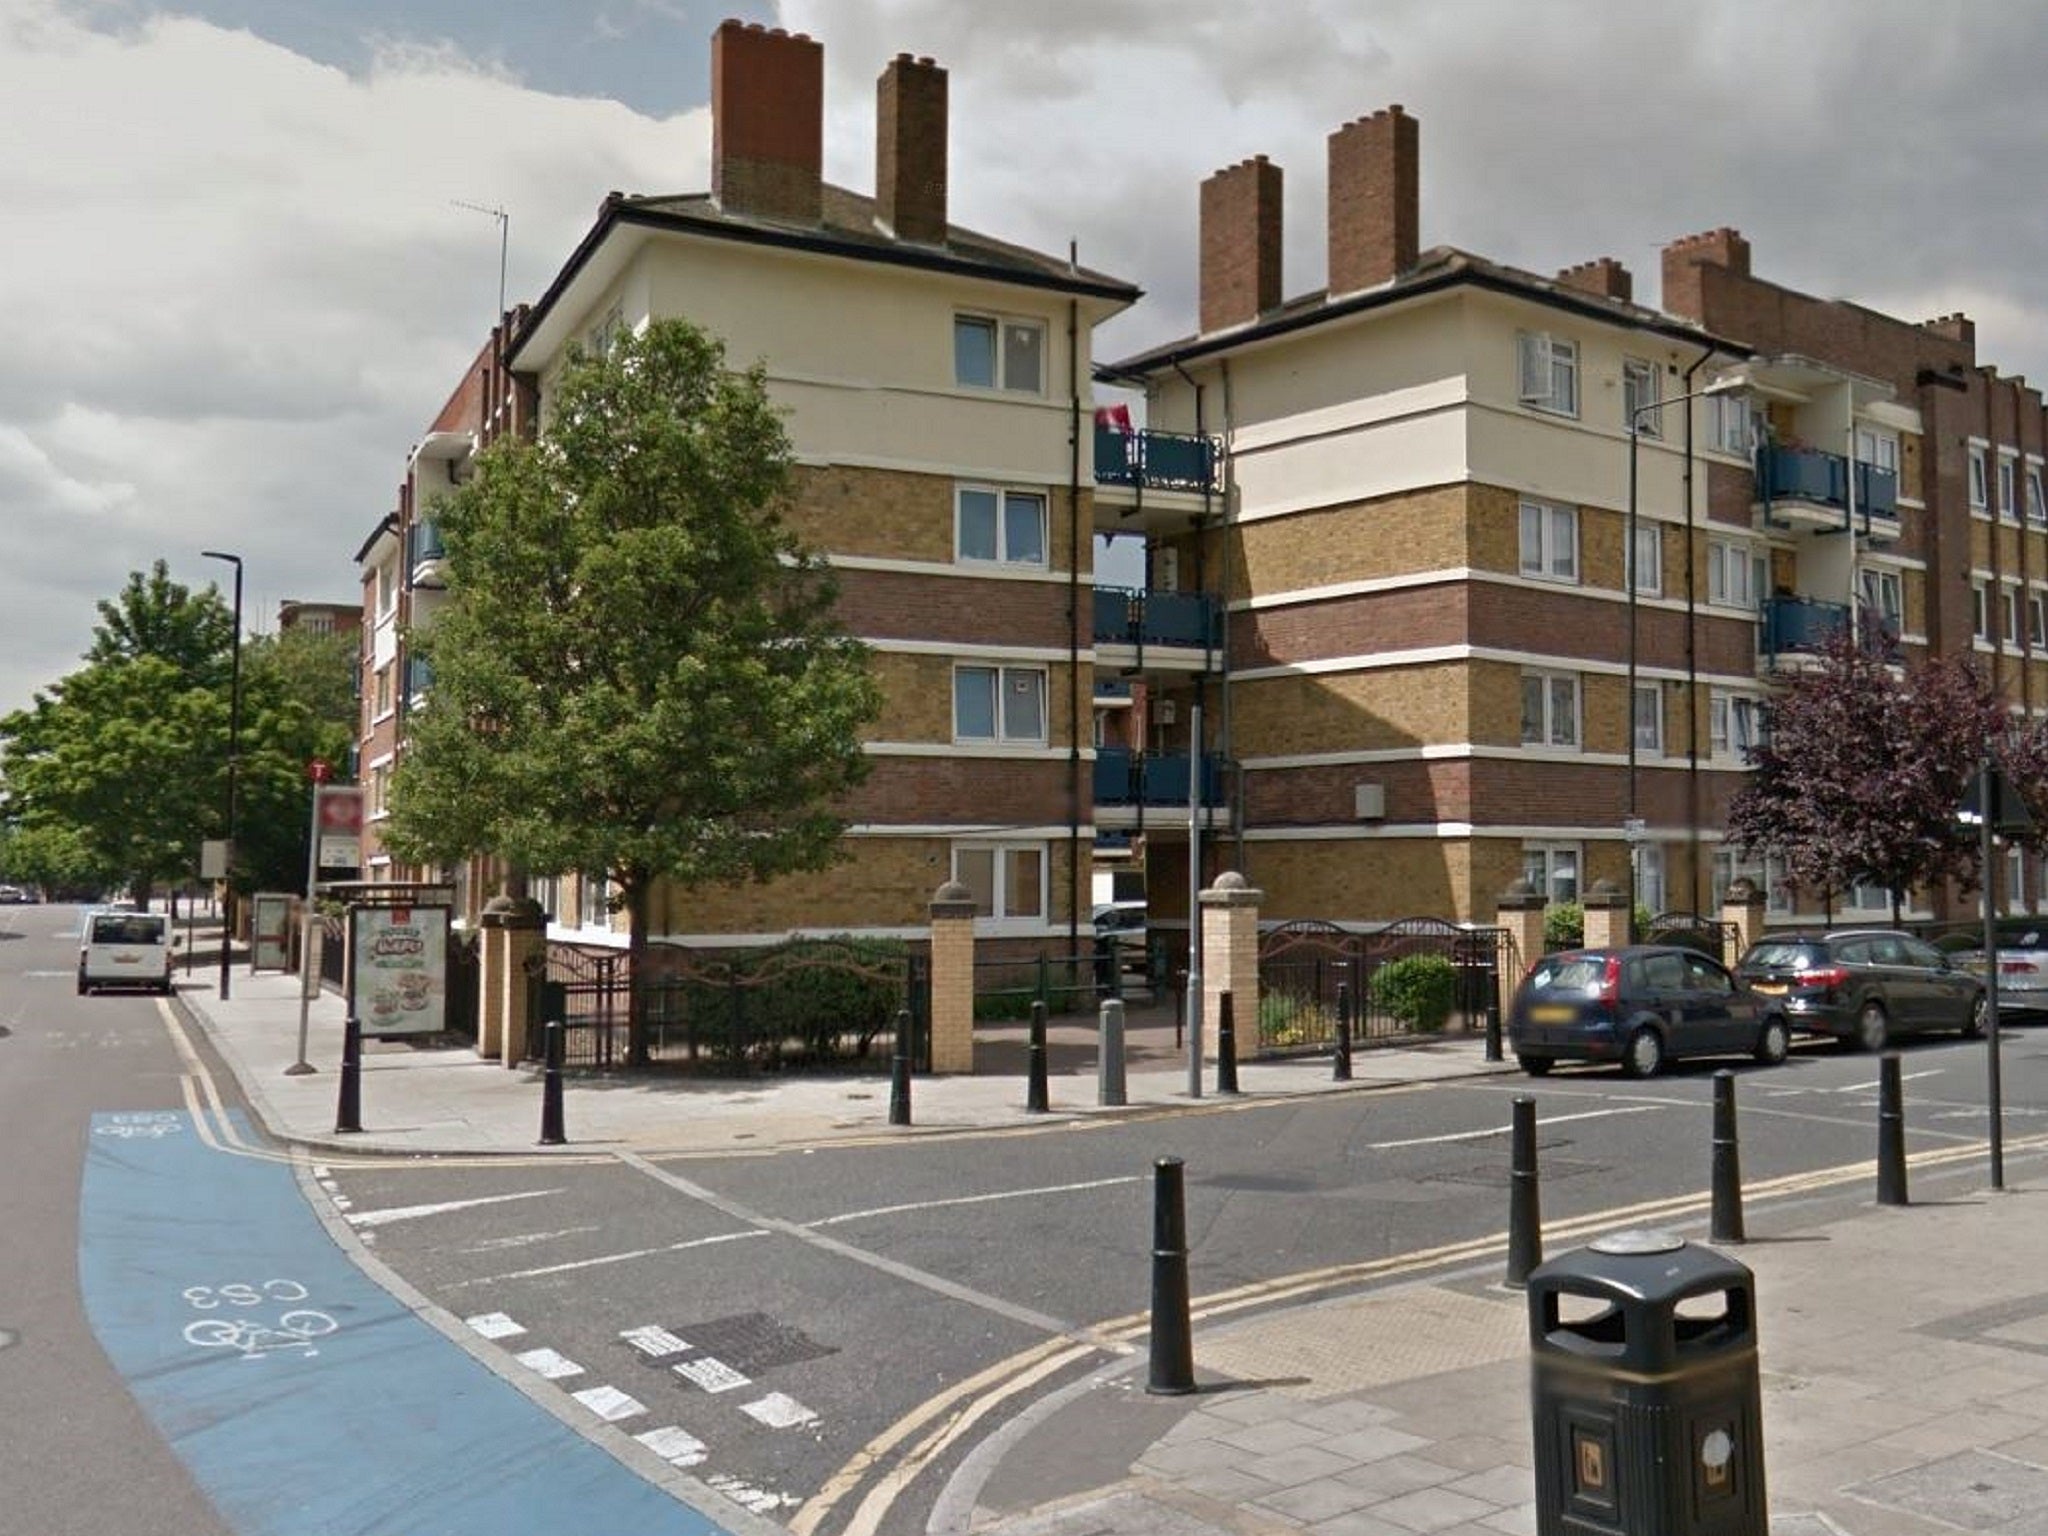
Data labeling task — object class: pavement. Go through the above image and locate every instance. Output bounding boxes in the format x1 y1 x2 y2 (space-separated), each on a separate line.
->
170 963 2048 1536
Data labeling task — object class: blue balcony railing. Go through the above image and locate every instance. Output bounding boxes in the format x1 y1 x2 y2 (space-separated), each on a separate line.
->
407 517 447 571
404 654 434 698
1093 585 1223 650
1095 426 1221 493
1760 595 1849 661
1093 747 1228 808
1756 445 1899 525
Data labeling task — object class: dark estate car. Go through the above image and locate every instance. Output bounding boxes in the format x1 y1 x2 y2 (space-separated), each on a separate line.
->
1509 944 1790 1078
1733 929 1985 1050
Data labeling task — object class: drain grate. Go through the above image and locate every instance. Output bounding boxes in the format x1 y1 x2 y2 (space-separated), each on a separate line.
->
1426 1156 1603 1186
628 1312 836 1375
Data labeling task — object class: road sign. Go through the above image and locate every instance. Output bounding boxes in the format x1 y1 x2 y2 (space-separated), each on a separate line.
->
1622 817 1648 845
315 786 364 870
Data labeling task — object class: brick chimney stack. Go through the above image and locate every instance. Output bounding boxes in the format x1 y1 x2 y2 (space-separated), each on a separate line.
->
1556 258 1633 303
1660 227 1752 321
1199 155 1283 334
1327 105 1419 297
877 53 948 245
1923 313 1976 347
711 20 823 224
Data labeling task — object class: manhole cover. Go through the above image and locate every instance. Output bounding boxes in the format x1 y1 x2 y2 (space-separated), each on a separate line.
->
1426 1156 1603 1187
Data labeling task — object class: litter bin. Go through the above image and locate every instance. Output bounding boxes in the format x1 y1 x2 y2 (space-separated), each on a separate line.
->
1528 1230 1766 1536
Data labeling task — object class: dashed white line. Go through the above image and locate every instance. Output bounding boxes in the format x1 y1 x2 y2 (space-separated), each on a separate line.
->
452 1228 767 1288
635 1426 708 1467
345 1190 562 1229
620 1325 690 1359
513 1347 584 1380
742 1392 819 1430
463 1312 527 1340
805 1175 1144 1229
674 1356 750 1394
571 1385 645 1422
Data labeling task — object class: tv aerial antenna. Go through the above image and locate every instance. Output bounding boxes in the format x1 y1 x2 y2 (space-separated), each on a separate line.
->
451 200 509 321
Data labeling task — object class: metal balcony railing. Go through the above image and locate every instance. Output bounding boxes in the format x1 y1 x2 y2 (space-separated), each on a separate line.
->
1092 585 1223 650
1094 426 1222 493
1755 445 1899 525
407 518 447 572
404 654 434 698
1760 595 1848 661
1093 748 1228 808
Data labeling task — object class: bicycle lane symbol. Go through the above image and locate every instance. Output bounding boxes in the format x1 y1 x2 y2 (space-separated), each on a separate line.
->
181 1280 338 1360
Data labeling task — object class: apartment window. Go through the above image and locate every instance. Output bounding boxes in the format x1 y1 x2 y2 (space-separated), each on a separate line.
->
953 842 1047 924
2029 465 2046 525
1635 843 1666 915
369 763 390 817
1521 670 1580 749
2000 456 2020 523
1854 425 1900 475
373 665 392 718
1518 499 1578 582
2006 585 2022 646
585 303 625 358
2031 593 2046 652
957 487 1048 566
1969 446 1989 509
1974 581 1989 642
1629 521 1662 597
1858 568 1904 630
954 664 1047 744
2008 844 2028 914
1633 683 1663 754
1707 540 1763 610
1523 843 1581 905
1843 878 1890 916
1622 358 1661 437
954 314 1044 393
1517 331 1579 417
1710 692 1760 760
1707 394 1753 457
375 562 395 619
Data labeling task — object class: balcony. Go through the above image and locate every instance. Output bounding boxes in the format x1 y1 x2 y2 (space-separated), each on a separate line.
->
404 654 434 701
1758 595 1904 669
407 518 448 584
1755 445 1899 534
1093 748 1228 809
1095 426 1220 493
1093 585 1223 672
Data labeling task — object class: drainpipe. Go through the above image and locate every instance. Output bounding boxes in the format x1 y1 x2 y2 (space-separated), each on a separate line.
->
1681 345 1713 910
1068 293 1083 950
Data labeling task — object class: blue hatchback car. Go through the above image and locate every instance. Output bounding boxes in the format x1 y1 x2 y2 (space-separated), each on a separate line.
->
1509 945 1791 1078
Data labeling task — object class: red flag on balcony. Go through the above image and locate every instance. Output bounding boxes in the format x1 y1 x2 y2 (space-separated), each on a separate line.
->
1095 403 1133 433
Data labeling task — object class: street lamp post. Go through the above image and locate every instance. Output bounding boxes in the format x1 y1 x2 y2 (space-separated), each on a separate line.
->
203 550 243 1001
1627 376 1745 929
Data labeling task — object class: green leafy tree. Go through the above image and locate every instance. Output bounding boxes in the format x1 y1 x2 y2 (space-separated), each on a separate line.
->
385 318 883 1064
229 628 361 893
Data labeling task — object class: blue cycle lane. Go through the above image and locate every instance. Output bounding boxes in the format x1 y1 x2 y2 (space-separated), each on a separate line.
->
79 1109 739 1536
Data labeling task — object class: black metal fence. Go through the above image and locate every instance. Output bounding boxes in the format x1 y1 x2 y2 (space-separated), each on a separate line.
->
530 936 928 1075
444 929 478 1042
1642 911 1741 961
1257 917 1515 1055
970 936 1162 1020
319 914 346 993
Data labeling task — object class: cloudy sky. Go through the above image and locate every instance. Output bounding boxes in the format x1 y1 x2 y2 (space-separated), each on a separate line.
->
6 0 2046 721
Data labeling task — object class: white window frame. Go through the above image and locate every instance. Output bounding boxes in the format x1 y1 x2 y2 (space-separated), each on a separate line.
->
2007 843 2028 916
1969 445 1989 510
1633 682 1663 755
953 663 1049 746
1853 424 1899 476
1523 843 1582 906
1707 394 1753 457
1706 539 1763 611
1623 358 1661 438
1629 521 1663 598
2031 592 2046 653
1517 331 1579 417
1709 691 1760 761
1635 843 1666 914
1857 568 1904 629
1518 499 1579 583
954 312 1046 395
955 485 1049 568
1974 581 1990 642
1843 878 1890 916
2000 455 2020 524
2005 584 2022 646
1521 669 1580 750
952 841 1049 926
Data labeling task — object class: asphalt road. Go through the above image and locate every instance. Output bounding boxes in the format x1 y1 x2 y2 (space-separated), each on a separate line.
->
314 1018 2048 1532
0 901 235 1536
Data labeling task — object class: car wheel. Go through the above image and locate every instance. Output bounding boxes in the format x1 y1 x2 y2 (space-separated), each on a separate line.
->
1855 1001 1890 1053
1962 993 1987 1039
1754 1017 1790 1065
1623 1027 1665 1079
1517 1054 1553 1077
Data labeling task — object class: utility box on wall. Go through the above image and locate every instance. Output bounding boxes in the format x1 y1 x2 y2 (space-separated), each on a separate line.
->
1354 782 1386 820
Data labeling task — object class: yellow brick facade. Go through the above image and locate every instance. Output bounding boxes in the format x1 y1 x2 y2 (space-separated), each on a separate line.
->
1220 485 1472 601
781 463 1086 570
1232 663 1469 757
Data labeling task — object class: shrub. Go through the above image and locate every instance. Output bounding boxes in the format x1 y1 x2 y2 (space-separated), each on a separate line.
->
1257 990 1330 1049
1371 953 1458 1033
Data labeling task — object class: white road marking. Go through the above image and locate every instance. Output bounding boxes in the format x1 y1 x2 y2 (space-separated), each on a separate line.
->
464 1312 527 1340
571 1385 645 1422
805 1175 1143 1230
674 1356 750 1394
620 1325 690 1359
635 1426 708 1467
513 1347 584 1380
459 1226 602 1253
1367 1104 1662 1149
451 1228 767 1288
345 1190 562 1229
742 1392 819 1429
706 1473 798 1514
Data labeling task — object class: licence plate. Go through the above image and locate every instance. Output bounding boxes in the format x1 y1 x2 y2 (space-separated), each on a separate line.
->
1528 1004 1577 1024
1751 982 1787 995
113 954 140 965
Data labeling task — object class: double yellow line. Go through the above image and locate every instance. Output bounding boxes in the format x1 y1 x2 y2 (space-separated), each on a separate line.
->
796 1128 2048 1536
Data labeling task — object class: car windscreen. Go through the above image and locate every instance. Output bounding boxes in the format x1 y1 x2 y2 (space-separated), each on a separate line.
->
91 915 165 945
1740 941 1825 972
1525 957 1605 994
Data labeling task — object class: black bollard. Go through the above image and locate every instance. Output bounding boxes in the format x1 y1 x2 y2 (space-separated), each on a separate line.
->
538 1020 567 1146
1505 1095 1541 1287
334 1013 363 1134
1333 980 1354 1081
1098 997 1127 1107
1710 1069 1745 1243
889 1007 912 1127
1147 1157 1196 1395
1216 991 1241 1095
1025 1000 1050 1114
1877 1051 1908 1206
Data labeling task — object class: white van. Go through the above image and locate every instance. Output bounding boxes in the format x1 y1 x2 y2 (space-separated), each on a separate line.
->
78 911 175 996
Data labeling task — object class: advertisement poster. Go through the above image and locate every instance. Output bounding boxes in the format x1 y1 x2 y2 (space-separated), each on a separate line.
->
251 892 293 972
316 786 364 871
349 904 447 1036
